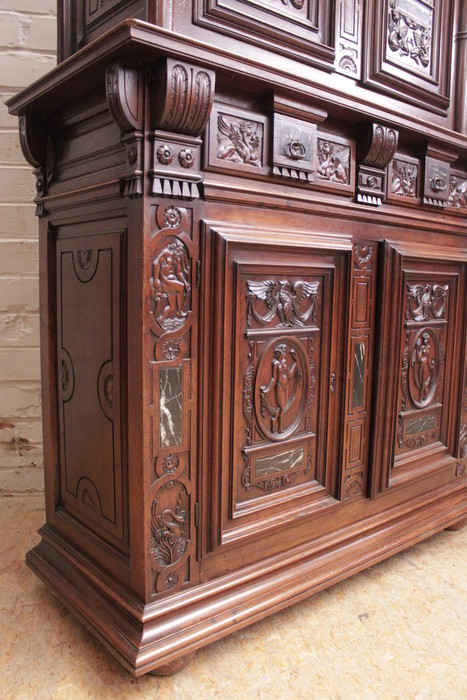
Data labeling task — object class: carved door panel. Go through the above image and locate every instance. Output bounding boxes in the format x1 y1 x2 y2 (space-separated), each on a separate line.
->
56 231 127 551
200 224 351 554
371 240 467 494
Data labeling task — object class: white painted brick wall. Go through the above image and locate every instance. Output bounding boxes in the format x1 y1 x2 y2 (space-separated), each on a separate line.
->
0 3 56 493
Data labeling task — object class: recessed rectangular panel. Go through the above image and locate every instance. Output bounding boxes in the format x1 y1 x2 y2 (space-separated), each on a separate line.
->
57 232 126 549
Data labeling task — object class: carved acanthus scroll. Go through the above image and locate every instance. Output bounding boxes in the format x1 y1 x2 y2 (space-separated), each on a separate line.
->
357 122 398 206
105 61 144 198
150 60 215 199
18 114 54 216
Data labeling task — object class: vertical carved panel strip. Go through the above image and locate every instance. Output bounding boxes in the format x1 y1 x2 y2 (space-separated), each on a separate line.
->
148 206 197 595
340 243 377 501
335 0 362 78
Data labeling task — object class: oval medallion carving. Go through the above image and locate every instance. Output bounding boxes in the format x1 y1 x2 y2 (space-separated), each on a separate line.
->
150 238 191 332
408 328 440 408
255 337 309 441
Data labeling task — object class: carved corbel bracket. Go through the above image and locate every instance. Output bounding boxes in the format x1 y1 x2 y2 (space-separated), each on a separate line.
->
149 59 215 200
357 123 399 206
421 143 458 208
105 61 145 198
18 114 53 217
269 94 327 183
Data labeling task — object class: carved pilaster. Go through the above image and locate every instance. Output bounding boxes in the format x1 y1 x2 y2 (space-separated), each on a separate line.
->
18 114 53 217
150 60 215 200
356 123 398 206
105 61 145 198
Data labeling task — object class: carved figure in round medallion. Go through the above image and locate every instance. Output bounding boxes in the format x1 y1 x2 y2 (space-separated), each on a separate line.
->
256 339 308 440
151 240 191 331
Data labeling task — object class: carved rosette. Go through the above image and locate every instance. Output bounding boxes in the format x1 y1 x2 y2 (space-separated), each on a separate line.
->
150 60 215 200
357 123 399 206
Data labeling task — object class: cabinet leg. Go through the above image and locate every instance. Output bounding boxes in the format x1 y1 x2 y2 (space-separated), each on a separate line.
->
149 652 195 676
446 518 467 532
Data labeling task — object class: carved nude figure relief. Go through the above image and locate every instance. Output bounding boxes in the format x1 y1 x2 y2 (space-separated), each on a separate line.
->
411 331 435 404
260 344 302 434
151 239 191 331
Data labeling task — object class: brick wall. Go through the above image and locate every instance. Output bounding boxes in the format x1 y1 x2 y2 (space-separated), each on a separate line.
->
0 1 56 493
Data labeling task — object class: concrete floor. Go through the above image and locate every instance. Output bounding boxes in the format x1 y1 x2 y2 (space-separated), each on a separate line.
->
1 495 466 700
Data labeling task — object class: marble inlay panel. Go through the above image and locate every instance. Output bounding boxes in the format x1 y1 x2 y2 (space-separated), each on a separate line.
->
160 368 183 448
405 413 436 436
255 447 305 479
352 341 365 408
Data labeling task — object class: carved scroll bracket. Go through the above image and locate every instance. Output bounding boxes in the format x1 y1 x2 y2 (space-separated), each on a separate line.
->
18 114 54 217
149 59 215 199
420 143 458 208
356 122 399 206
105 61 145 198
268 94 327 183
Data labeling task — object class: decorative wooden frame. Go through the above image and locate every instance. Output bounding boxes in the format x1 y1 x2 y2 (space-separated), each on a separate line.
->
363 0 454 115
194 0 335 68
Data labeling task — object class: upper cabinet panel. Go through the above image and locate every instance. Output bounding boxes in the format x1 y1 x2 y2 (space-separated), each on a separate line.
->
194 0 335 67
363 0 454 115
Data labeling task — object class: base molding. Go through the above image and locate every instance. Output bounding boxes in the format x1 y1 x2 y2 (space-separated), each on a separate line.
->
27 483 467 676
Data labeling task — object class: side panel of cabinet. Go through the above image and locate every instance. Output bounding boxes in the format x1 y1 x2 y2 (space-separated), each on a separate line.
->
371 239 467 495
56 228 129 551
199 224 351 556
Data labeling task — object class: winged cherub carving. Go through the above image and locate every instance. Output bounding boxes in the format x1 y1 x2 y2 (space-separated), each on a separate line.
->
246 279 319 328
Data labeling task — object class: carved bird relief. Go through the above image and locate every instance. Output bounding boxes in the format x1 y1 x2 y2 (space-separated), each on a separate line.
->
246 279 319 328
151 491 188 566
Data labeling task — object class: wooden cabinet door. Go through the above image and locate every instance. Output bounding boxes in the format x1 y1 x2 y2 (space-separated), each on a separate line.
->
371 240 467 494
199 224 351 556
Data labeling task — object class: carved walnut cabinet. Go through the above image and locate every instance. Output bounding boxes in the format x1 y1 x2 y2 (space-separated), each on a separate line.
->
8 0 467 676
